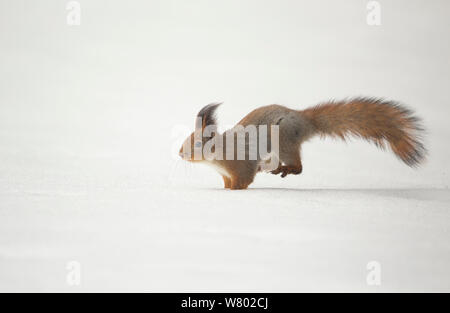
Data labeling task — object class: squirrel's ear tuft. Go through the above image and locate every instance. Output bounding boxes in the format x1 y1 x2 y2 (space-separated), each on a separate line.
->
197 102 222 129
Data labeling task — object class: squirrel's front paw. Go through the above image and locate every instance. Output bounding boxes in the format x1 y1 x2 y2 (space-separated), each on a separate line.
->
272 165 302 178
270 167 283 175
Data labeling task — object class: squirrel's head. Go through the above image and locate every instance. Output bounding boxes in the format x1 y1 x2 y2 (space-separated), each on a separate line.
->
179 102 222 162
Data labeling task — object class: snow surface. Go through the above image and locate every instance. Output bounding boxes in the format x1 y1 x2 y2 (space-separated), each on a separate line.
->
1 178 450 292
1 0 450 292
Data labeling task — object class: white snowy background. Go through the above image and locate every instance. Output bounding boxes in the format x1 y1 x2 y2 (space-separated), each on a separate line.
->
1 0 449 292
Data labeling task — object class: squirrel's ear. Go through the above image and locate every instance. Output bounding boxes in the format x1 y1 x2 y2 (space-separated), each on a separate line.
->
196 102 222 130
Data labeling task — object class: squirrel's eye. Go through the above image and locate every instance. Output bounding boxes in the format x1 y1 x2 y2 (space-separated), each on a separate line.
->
194 141 202 148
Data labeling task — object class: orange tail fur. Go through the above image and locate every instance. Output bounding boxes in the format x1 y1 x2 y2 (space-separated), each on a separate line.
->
301 97 426 167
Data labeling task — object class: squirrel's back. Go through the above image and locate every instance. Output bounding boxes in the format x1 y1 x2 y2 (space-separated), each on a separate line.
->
237 104 315 142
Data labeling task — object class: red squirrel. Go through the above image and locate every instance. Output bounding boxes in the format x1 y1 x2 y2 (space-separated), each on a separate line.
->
179 98 426 190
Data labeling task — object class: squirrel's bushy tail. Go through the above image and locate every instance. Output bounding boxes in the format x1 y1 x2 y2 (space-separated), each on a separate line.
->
301 97 426 167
